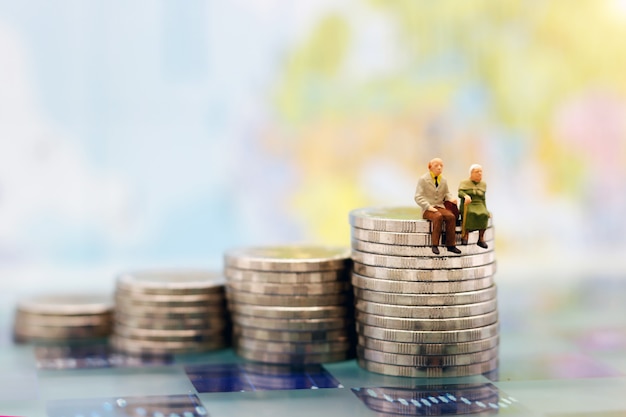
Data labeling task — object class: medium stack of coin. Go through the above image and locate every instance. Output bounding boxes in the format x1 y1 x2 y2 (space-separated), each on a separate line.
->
111 270 230 355
349 206 499 377
224 245 356 364
13 294 113 343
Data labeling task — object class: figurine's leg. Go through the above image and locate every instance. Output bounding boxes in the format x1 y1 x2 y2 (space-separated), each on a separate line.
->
423 210 443 254
442 209 461 254
477 229 488 249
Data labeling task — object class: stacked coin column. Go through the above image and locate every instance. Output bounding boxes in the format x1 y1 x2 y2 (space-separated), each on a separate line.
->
13 294 113 344
111 270 230 355
224 245 356 364
349 207 499 377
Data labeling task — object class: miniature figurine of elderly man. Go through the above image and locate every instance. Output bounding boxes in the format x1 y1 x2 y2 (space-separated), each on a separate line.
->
414 158 461 255
458 164 490 248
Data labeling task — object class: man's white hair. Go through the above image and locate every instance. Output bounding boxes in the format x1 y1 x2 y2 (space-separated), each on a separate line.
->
469 164 482 175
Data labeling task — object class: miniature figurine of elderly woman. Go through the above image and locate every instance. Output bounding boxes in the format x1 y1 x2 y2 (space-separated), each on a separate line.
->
458 164 490 248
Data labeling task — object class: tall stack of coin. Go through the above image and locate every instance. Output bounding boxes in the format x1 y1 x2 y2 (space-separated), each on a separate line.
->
224 245 355 364
13 294 113 344
111 270 230 355
349 207 499 377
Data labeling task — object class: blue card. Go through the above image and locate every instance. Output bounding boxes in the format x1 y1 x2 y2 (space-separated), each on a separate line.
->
185 363 341 393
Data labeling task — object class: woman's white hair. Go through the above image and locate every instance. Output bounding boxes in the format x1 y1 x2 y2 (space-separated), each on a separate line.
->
469 164 482 175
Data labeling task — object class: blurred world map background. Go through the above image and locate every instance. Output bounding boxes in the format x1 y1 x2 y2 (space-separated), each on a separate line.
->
1 0 626 293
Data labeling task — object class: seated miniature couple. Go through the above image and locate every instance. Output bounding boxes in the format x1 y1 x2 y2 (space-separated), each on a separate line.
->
414 158 490 255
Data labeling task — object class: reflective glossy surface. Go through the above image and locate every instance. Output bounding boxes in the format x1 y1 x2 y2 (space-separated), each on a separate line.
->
1 276 625 416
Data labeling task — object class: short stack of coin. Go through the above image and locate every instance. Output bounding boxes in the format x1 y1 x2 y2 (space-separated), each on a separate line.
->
13 294 113 344
224 245 355 364
111 270 230 355
349 206 499 377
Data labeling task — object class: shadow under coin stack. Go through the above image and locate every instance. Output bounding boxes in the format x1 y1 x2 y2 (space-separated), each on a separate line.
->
13 294 113 344
224 245 355 364
111 270 230 355
349 206 499 377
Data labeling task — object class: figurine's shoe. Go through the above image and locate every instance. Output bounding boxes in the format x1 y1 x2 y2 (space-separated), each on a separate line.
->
447 246 461 254
461 238 468 245
431 246 440 255
477 241 488 249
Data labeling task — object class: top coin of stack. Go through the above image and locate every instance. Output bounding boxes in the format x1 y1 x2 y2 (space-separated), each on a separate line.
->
224 245 355 364
111 270 230 355
349 206 499 378
13 293 113 344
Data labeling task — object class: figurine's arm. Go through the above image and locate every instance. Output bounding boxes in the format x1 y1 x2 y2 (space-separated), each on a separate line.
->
414 178 432 212
458 187 471 203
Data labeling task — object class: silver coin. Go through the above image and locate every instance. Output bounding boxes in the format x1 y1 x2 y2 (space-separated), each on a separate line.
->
349 206 493 232
231 314 352 332
357 321 500 343
358 334 499 355
226 290 351 307
116 269 225 295
232 325 351 343
114 298 225 313
226 281 351 296
358 357 498 377
235 338 352 355
224 267 348 284
352 273 494 294
16 293 113 315
350 206 429 232
14 334 106 344
224 245 351 272
114 288 225 304
114 312 228 331
113 323 226 341
235 346 352 364
114 302 227 317
352 250 495 270
351 227 494 247
228 303 349 320
354 285 497 306
14 323 112 341
353 262 496 282
110 334 228 354
355 310 498 331
358 345 499 367
14 311 112 327
113 305 225 321
355 299 497 319
114 294 225 310
352 238 494 257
